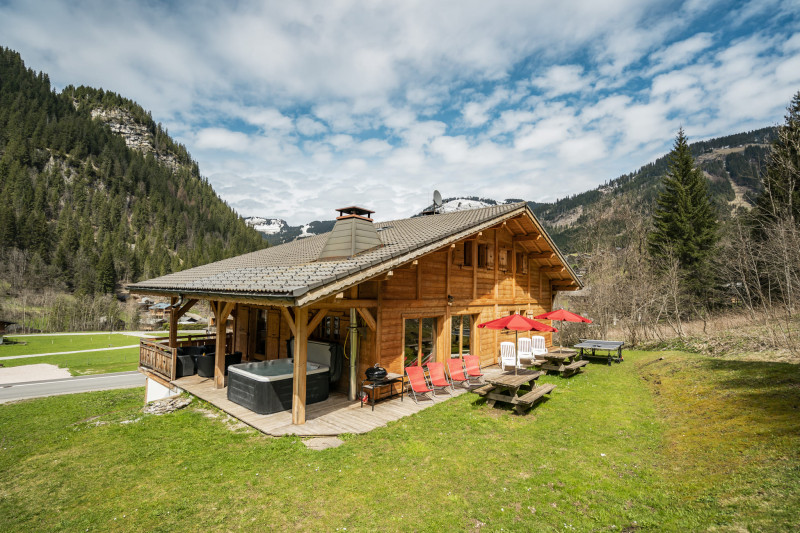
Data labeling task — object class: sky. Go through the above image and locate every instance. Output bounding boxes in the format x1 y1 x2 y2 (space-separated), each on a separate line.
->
1 0 799 224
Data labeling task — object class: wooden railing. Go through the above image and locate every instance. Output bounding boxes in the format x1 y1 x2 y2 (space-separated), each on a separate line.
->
139 339 176 381
138 333 233 381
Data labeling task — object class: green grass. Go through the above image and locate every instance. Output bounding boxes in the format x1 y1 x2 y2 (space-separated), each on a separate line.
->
0 347 141 375
0 332 199 375
0 334 139 356
0 351 797 531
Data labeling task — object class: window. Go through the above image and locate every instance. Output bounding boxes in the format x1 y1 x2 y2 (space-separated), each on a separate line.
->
404 317 436 367
499 248 508 270
451 315 473 357
314 314 341 342
478 244 493 269
463 241 473 267
521 254 528 274
255 309 268 356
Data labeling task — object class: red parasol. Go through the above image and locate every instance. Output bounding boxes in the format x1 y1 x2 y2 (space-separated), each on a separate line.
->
478 314 557 374
534 309 592 349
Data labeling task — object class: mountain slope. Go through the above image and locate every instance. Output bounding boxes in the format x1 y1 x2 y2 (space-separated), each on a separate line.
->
0 47 267 294
530 128 775 252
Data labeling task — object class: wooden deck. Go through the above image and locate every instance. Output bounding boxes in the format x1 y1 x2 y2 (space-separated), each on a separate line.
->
173 368 504 437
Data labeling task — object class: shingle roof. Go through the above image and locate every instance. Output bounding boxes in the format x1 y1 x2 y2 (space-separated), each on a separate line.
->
128 202 565 304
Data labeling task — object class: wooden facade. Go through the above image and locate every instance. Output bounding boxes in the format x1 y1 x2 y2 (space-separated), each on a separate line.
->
134 206 579 425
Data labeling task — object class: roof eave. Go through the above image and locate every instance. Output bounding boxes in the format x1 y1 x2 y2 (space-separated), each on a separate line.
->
125 285 297 307
522 204 583 291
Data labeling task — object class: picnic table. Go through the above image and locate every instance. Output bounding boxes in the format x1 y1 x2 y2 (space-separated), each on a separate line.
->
540 349 589 377
472 369 556 414
574 339 624 365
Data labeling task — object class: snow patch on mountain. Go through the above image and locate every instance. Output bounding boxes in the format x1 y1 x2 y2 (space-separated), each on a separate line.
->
439 199 493 212
298 224 313 238
244 217 286 235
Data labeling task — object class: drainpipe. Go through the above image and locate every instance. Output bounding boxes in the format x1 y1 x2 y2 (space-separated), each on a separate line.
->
348 308 358 401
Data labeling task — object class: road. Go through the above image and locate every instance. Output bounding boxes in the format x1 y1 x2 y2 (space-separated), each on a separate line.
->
0 371 145 403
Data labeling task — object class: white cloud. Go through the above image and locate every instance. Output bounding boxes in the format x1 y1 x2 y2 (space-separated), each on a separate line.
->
194 128 251 152
0 0 797 223
648 32 714 74
296 116 327 136
532 65 590 97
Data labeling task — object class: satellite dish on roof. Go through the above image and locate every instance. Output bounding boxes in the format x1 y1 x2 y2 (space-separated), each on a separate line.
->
433 190 443 213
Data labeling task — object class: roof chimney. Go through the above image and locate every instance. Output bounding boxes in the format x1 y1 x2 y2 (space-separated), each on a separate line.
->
318 206 383 261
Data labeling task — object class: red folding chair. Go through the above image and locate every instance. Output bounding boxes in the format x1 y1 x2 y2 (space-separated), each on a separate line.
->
425 362 454 396
463 355 485 385
446 357 471 389
405 365 436 404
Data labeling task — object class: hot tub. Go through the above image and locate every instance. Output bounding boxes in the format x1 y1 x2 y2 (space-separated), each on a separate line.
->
226 358 330 415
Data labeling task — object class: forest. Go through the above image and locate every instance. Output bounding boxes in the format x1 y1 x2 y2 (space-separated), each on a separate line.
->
0 48 266 331
557 94 800 356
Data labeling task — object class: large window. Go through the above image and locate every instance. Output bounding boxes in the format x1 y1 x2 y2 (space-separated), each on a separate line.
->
404 317 436 367
451 315 474 358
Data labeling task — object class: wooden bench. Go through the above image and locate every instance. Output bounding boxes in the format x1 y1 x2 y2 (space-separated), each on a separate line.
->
562 360 589 377
513 384 556 413
473 384 495 396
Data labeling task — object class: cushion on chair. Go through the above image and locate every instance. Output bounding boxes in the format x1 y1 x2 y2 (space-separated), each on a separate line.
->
195 355 215 378
175 354 196 378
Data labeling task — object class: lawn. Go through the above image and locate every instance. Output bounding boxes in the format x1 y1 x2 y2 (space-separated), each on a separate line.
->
0 350 797 531
0 332 197 375
0 334 139 357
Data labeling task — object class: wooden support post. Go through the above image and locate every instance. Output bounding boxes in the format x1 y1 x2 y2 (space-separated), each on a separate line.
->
356 308 377 330
292 306 309 425
168 296 178 349
307 309 329 335
442 306 451 364
280 307 297 336
213 301 235 389
375 281 383 371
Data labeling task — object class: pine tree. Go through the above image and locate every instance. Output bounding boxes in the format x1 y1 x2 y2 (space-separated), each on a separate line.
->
649 128 719 299
756 91 800 225
97 248 117 294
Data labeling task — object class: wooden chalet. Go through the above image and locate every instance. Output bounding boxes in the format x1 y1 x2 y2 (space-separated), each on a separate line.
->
128 202 581 426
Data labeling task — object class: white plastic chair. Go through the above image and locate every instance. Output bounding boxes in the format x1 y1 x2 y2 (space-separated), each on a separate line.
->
517 337 534 364
531 336 548 359
500 341 523 370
